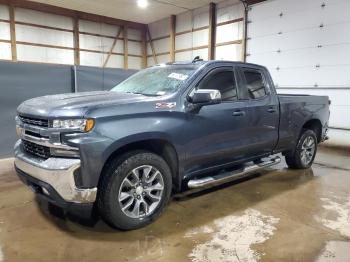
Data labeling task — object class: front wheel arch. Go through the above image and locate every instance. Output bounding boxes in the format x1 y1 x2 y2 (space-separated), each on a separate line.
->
100 138 180 193
97 150 172 230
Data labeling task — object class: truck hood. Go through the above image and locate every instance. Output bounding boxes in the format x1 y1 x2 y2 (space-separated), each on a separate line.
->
17 91 155 118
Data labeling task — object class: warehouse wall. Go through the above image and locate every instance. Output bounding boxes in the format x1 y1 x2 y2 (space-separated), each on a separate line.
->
79 20 143 69
246 0 350 147
0 4 144 69
0 1 245 69
146 0 244 65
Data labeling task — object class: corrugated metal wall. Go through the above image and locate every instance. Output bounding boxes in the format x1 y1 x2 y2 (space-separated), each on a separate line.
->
0 1 245 68
174 6 211 61
146 0 244 65
246 0 350 146
216 1 244 60
0 4 144 69
0 4 11 60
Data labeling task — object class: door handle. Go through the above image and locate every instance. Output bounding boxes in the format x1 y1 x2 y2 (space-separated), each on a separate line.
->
267 107 277 113
233 110 245 117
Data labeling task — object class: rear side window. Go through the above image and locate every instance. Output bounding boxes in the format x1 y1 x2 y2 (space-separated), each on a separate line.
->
243 70 267 99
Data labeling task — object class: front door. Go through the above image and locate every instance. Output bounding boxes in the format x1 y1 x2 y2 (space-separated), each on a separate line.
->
183 66 251 175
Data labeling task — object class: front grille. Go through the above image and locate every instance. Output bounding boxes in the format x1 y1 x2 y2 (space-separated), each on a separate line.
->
22 140 51 159
19 115 49 128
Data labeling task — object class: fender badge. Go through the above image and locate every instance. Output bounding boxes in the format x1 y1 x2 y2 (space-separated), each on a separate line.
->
155 102 176 109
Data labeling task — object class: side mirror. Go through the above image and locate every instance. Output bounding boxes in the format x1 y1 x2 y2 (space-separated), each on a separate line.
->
191 89 222 106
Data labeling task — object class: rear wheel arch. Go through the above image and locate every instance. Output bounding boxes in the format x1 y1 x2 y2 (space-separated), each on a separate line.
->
285 128 317 169
302 119 322 143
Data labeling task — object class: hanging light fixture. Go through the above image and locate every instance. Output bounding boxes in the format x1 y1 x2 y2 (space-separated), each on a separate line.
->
137 0 149 8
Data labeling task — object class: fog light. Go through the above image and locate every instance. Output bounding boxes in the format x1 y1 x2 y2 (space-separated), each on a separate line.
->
50 148 80 158
16 126 23 136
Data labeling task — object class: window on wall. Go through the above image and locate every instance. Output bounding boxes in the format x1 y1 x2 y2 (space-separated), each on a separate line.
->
243 70 267 99
198 68 238 102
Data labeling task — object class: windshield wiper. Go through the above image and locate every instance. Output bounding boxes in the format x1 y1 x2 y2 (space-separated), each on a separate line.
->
126 91 161 97
141 93 162 97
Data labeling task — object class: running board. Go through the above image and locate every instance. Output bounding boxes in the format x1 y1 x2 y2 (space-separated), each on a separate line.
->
187 156 281 189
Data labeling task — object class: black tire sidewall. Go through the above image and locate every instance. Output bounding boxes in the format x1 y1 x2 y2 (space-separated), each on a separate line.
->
101 151 172 230
294 129 318 169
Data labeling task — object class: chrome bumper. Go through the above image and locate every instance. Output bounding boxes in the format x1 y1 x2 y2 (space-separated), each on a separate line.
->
14 140 97 203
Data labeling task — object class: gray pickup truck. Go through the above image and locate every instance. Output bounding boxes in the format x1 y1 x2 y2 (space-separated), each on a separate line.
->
14 60 330 230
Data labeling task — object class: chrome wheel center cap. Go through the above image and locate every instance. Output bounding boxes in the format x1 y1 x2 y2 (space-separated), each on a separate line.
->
135 186 143 195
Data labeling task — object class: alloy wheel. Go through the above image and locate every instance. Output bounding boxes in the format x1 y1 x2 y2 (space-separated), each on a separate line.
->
300 136 316 166
118 165 164 219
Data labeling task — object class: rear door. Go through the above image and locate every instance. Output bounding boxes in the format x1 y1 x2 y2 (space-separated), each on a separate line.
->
237 67 279 156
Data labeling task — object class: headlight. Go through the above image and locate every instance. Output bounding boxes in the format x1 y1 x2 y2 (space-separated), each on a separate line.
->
52 119 95 132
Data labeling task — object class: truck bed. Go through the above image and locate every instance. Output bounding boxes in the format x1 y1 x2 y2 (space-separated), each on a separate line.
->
276 93 329 152
278 93 329 105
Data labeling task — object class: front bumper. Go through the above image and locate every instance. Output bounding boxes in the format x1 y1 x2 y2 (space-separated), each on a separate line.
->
14 140 97 204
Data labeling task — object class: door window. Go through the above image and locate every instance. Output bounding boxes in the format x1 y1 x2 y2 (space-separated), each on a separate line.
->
197 68 238 102
243 70 268 99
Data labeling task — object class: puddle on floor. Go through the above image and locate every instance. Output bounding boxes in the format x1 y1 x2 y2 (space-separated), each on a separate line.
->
316 241 350 262
185 209 280 262
315 193 350 262
317 194 350 238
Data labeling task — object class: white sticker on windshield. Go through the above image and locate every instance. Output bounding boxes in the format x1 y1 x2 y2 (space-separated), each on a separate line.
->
168 72 189 81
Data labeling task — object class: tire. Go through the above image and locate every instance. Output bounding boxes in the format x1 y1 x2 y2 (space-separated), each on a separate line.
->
285 129 318 169
98 151 172 230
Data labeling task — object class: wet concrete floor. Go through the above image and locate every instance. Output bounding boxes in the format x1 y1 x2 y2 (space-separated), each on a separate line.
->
0 146 349 262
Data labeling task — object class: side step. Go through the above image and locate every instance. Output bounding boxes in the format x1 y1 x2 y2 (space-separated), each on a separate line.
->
187 156 281 189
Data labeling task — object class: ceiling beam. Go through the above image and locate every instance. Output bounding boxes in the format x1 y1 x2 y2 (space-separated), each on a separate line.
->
0 0 145 30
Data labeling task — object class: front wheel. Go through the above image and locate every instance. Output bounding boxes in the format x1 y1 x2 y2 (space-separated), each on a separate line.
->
98 151 172 230
285 129 318 169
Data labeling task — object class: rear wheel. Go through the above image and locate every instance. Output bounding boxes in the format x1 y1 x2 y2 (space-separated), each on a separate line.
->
285 129 317 169
98 151 172 230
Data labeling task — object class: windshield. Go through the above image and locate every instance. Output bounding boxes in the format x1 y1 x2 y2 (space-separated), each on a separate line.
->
111 66 198 96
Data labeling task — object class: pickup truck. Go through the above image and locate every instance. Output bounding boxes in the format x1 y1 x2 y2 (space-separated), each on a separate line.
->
14 60 330 230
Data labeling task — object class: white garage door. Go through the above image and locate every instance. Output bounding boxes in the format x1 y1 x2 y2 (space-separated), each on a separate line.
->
246 0 350 137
